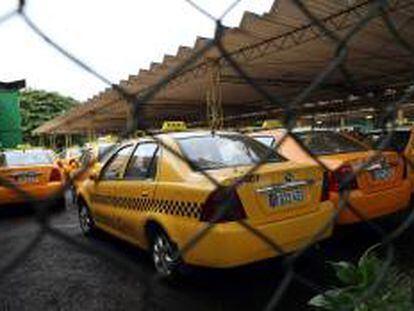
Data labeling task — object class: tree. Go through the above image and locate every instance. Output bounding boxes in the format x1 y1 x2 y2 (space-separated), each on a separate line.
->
19 89 78 145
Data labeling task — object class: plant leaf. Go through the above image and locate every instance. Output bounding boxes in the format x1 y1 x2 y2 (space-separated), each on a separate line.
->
330 261 359 285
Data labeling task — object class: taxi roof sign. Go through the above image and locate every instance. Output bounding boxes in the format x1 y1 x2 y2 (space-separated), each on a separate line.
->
262 120 282 129
97 135 116 143
161 121 187 132
15 144 32 150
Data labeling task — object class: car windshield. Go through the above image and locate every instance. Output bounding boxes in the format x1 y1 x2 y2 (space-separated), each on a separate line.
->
177 134 284 171
1 150 53 166
294 131 368 155
365 131 411 153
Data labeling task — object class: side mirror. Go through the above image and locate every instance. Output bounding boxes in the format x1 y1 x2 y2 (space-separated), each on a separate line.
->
69 158 79 167
56 160 64 169
89 172 98 181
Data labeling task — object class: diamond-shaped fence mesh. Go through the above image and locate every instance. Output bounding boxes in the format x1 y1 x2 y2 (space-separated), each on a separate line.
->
1 0 414 310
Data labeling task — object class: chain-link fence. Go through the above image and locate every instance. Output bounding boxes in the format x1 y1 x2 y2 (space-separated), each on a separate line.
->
1 0 414 310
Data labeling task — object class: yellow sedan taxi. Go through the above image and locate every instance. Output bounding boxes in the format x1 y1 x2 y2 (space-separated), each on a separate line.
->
250 128 411 225
77 130 334 277
0 149 65 207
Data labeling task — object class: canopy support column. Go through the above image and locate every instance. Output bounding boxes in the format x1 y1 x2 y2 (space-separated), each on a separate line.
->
206 59 223 130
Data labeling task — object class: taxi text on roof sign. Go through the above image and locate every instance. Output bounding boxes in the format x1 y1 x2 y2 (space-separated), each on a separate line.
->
161 121 187 132
262 120 282 129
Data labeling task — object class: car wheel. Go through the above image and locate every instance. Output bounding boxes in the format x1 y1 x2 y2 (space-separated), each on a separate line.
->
150 230 181 279
78 202 95 236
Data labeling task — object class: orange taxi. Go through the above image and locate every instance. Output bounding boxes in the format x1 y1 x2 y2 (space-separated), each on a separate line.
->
250 128 411 224
0 149 65 207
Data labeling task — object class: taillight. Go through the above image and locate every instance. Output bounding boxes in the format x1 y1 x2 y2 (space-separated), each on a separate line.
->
200 187 247 223
329 165 358 192
321 171 330 201
49 168 62 182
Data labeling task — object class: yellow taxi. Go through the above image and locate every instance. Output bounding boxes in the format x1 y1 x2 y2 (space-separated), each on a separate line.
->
58 146 83 177
250 127 411 225
71 142 117 186
0 148 65 207
364 126 414 192
77 126 334 277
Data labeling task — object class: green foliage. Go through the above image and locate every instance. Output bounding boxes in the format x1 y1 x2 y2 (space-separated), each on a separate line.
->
309 245 413 311
19 89 77 144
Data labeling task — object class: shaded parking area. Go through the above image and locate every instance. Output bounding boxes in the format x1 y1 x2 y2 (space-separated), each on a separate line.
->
1 0 414 310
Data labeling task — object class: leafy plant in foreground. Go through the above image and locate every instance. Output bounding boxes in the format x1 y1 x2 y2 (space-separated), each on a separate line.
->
309 245 413 311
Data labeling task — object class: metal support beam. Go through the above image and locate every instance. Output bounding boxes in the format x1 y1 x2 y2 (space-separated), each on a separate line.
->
206 60 224 130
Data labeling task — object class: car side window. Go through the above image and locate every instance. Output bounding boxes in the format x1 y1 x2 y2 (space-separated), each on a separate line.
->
124 143 159 180
100 145 134 180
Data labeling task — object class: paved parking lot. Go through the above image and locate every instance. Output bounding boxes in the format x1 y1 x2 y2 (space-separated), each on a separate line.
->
0 197 413 311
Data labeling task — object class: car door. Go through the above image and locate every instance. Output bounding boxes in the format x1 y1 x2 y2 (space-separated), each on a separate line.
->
90 144 134 231
116 141 160 243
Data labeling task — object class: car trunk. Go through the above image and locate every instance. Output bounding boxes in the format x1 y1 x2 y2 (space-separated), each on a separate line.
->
205 162 324 225
0 165 57 186
320 151 404 194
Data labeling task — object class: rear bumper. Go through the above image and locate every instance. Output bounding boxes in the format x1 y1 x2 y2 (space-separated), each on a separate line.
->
331 179 411 224
179 201 334 268
0 182 63 205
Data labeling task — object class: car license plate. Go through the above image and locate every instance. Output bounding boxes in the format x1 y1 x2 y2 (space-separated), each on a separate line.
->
16 174 38 183
371 168 392 181
268 189 305 208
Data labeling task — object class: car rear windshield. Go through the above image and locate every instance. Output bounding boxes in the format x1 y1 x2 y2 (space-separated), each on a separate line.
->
1 150 53 166
177 134 284 170
365 131 410 153
294 131 367 155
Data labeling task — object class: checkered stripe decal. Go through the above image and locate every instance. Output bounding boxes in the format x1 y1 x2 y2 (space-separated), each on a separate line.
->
91 194 201 218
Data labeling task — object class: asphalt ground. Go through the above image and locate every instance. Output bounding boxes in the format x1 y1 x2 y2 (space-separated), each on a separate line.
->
0 196 413 311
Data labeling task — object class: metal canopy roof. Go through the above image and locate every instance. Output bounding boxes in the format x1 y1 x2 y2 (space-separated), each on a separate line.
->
34 0 414 135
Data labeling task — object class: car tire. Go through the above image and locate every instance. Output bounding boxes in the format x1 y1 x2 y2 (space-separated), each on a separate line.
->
78 202 96 236
149 229 182 280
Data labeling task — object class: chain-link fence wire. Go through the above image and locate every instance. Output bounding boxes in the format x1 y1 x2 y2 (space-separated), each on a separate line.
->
1 0 414 309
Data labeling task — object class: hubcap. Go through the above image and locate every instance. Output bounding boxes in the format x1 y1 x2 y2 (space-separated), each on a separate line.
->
152 235 175 276
79 205 91 233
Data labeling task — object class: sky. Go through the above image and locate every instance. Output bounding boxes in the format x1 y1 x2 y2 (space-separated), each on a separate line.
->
0 0 273 101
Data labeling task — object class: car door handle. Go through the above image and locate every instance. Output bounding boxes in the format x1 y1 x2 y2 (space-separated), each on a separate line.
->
141 191 149 197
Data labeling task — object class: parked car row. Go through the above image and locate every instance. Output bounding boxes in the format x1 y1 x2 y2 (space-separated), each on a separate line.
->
1 122 413 279
72 122 414 278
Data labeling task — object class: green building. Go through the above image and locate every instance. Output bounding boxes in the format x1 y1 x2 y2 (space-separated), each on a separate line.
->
0 80 26 148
